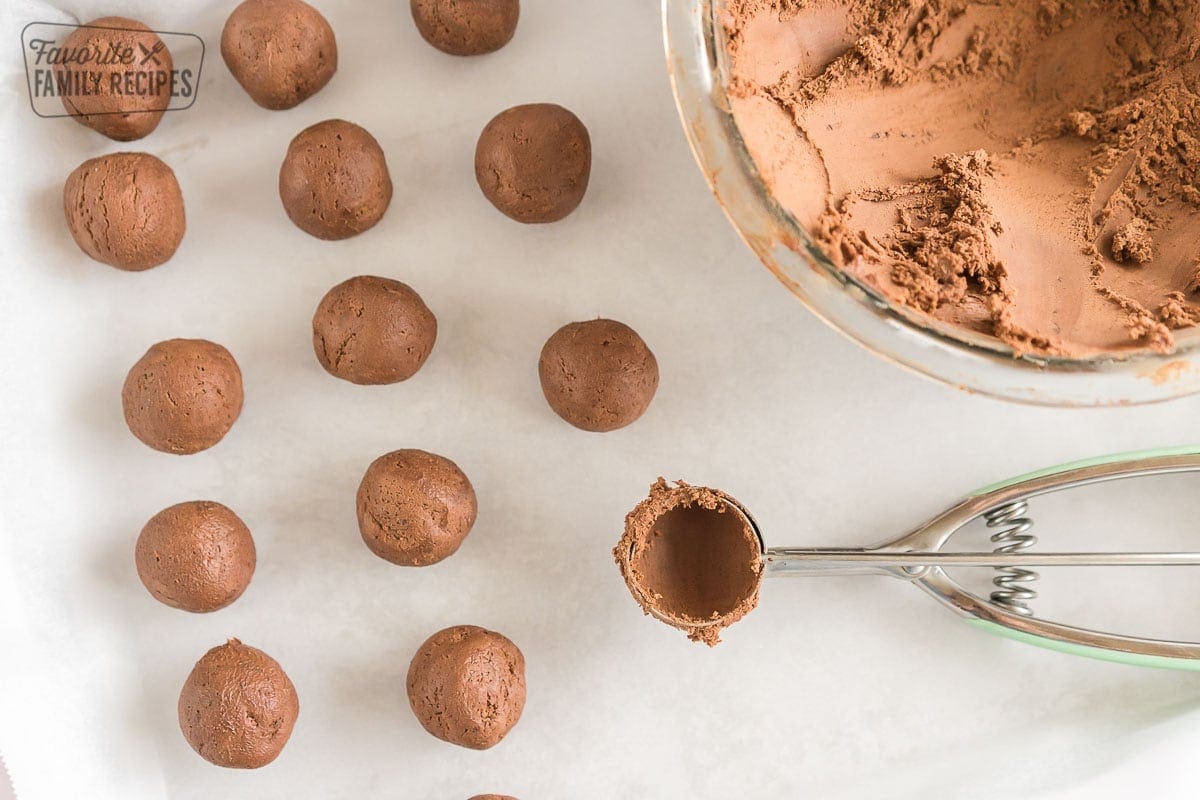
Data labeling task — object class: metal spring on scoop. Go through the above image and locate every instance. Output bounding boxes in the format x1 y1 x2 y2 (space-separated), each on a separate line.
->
985 500 1038 616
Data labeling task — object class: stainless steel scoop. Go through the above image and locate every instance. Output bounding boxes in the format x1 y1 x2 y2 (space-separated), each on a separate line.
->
734 446 1200 670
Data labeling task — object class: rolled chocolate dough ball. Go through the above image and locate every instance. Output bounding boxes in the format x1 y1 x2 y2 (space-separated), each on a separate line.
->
474 103 591 223
221 0 337 109
411 0 519 56
122 339 244 454
136 501 256 612
178 639 299 768
312 275 437 384
356 449 476 566
538 319 658 432
279 119 393 239
406 625 525 749
63 152 185 271
58 17 173 140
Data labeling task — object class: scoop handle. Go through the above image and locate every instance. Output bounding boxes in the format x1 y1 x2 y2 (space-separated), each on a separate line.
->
968 444 1200 497
965 619 1200 672
764 549 1200 572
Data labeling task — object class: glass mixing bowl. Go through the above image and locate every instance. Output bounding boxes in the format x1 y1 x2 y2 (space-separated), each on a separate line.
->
663 0 1200 406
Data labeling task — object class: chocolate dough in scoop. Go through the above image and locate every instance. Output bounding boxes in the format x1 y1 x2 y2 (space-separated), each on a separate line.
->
724 0 1200 357
614 480 763 645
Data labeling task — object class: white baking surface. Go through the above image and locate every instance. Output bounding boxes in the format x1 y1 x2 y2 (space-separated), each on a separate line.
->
5 1 1200 798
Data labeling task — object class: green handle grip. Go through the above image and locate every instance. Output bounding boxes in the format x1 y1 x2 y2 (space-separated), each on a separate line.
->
971 444 1200 497
968 619 1200 671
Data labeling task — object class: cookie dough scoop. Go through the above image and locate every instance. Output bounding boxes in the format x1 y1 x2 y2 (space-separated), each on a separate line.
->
615 447 1200 667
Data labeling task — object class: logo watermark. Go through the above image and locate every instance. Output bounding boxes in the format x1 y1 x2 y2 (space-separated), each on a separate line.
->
20 21 204 118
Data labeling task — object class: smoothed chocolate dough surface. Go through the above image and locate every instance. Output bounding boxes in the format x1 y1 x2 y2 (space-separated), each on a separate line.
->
136 501 256 613
411 0 519 55
615 480 763 645
538 319 658 432
475 103 591 223
122 339 244 455
58 17 172 141
725 0 1200 358
64 152 185 271
356 449 477 566
222 0 337 109
279 119 393 239
407 625 526 749
178 639 299 769
312 275 437 384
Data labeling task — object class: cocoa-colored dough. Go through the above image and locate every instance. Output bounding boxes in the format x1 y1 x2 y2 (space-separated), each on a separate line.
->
63 152 185 271
474 103 591 223
135 501 256 613
1112 218 1155 265
356 449 477 566
411 0 519 56
57 17 173 141
726 0 1200 357
279 119 393 240
469 796 519 799
178 639 299 769
122 339 244 455
312 275 437 384
406 625 526 749
221 0 337 110
614 480 763 646
538 319 658 432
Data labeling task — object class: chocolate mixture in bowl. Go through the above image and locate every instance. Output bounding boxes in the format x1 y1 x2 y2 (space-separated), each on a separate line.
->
724 0 1200 358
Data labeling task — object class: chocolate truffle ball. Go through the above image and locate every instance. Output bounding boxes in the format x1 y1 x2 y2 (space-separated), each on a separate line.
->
58 17 173 141
178 639 299 768
122 339 244 454
312 276 437 384
221 0 337 110
63 152 186 271
411 0 519 56
356 449 476 566
474 103 591 223
538 319 658 432
406 625 525 749
135 501 256 612
279 119 393 240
